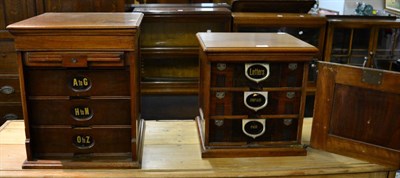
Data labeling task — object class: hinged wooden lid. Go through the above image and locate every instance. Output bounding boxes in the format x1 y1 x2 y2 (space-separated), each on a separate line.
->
6 13 143 51
6 12 143 30
196 32 318 54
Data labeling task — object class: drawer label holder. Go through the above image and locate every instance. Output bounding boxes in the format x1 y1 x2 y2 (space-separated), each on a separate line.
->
71 106 93 121
70 76 92 92
245 63 270 83
73 135 95 149
244 91 268 112
242 119 266 139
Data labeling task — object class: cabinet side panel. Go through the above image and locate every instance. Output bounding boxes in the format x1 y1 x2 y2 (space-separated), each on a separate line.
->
330 84 400 150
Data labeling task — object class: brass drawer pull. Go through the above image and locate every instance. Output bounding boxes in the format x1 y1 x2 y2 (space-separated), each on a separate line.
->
73 135 95 149
71 58 78 63
3 113 18 120
0 85 15 94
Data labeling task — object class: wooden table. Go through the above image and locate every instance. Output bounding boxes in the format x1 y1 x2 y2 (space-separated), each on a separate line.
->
0 119 396 177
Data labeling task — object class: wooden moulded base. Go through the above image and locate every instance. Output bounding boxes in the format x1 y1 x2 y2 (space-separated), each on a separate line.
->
22 159 141 169
195 116 307 158
22 119 146 169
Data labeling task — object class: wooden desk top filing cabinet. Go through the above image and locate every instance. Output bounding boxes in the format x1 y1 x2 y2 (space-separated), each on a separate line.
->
196 32 318 158
6 12 144 169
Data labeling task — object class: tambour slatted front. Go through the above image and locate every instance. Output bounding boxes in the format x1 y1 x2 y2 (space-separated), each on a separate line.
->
196 32 318 158
7 13 144 169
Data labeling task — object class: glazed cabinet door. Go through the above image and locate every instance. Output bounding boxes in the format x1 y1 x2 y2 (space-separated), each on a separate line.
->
325 17 400 72
373 27 400 71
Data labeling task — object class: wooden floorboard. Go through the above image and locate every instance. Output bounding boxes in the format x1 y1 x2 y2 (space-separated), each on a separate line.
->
0 119 396 177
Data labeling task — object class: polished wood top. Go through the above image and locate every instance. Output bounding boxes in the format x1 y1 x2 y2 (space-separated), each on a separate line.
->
327 17 400 27
197 32 318 53
232 13 326 26
133 7 231 15
6 13 143 30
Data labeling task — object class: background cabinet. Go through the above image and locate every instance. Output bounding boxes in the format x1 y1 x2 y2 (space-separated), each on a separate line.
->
325 16 400 72
0 0 36 125
35 0 126 13
133 5 231 119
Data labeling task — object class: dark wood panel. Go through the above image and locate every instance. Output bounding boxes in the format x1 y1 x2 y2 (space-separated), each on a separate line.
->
330 84 400 150
0 0 36 30
36 0 125 13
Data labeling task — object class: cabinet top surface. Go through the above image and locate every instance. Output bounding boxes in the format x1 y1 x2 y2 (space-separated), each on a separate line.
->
7 13 143 30
232 12 325 19
197 32 318 53
133 7 231 14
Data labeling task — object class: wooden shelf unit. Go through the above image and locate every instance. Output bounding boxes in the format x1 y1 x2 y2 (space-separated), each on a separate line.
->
133 5 231 119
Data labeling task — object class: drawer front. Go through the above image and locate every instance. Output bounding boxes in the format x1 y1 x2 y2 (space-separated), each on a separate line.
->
210 90 301 116
24 52 126 68
0 52 18 74
0 76 21 102
0 40 18 74
28 98 131 125
208 118 299 143
211 62 304 88
31 126 131 155
25 69 130 96
0 40 15 52
0 104 23 125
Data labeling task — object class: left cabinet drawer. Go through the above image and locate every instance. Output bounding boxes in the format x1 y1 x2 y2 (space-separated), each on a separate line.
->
31 126 132 158
28 98 131 125
0 104 23 125
0 52 18 74
25 69 130 96
24 52 126 68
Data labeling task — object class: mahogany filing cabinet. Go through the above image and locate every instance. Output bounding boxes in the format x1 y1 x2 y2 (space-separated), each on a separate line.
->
196 32 318 158
6 13 144 168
